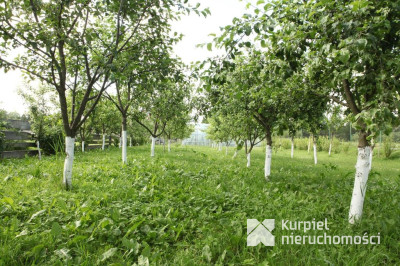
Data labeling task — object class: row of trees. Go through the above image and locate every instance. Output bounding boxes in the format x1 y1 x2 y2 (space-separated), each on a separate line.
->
198 0 399 224
0 0 202 189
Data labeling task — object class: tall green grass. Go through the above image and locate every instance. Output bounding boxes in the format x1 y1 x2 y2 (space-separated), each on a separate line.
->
0 145 399 265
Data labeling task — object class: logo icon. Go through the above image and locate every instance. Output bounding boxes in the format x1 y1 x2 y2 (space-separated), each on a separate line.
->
247 219 275 246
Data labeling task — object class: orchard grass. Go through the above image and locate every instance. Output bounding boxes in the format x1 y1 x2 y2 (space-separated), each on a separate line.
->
0 145 399 265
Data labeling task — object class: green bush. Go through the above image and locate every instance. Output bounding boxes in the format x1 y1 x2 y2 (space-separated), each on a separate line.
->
0 120 7 153
39 128 65 155
341 142 350 154
331 138 342 154
317 136 329 152
295 138 309 150
280 138 292 149
384 135 393 158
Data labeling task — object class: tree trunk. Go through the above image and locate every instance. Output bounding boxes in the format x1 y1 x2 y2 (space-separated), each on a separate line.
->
233 150 237 159
119 137 122 148
168 139 171 152
81 141 85 152
102 134 106 150
225 144 228 155
122 131 127 163
109 135 112 146
313 136 317 165
246 152 251 167
290 136 294 159
36 141 42 160
63 136 75 190
265 131 273 180
307 136 311 153
122 116 127 164
151 136 156 157
349 132 371 224
369 148 373 171
329 138 332 156
218 142 222 152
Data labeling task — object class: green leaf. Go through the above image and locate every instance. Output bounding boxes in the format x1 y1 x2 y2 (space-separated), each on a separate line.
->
202 245 212 263
207 43 212 51
51 222 62 237
261 40 267 48
98 247 118 263
339 48 350 63
2 197 15 210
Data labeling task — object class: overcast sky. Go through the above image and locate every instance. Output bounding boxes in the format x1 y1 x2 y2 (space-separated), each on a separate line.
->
0 0 253 114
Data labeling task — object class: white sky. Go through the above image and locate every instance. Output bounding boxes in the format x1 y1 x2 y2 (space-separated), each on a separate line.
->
0 0 253 114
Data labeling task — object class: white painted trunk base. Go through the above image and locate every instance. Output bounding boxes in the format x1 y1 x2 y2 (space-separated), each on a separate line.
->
218 143 222 152
329 142 332 156
265 145 272 180
102 134 106 150
369 149 373 171
82 141 85 152
246 153 251 168
313 143 317 165
63 137 75 189
36 141 41 160
291 139 294 158
151 137 155 157
168 139 171 152
122 130 127 164
233 150 237 159
349 147 371 224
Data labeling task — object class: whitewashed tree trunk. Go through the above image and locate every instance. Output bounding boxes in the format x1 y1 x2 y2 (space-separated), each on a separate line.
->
122 130 127 164
168 139 171 152
102 134 106 150
291 138 294 158
313 142 317 165
246 153 251 167
349 147 371 224
81 141 85 152
36 141 41 160
151 136 156 157
63 137 75 190
328 141 332 156
265 145 272 180
218 143 222 152
369 149 373 171
232 150 237 159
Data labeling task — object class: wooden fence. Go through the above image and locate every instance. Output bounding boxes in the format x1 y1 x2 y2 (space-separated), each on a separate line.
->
1 120 39 159
86 134 108 150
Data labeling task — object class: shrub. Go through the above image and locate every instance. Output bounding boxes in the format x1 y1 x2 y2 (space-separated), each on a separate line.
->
331 138 342 154
384 135 394 158
317 136 329 152
294 138 309 150
0 120 7 153
39 128 65 155
341 142 350 154
280 138 292 149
